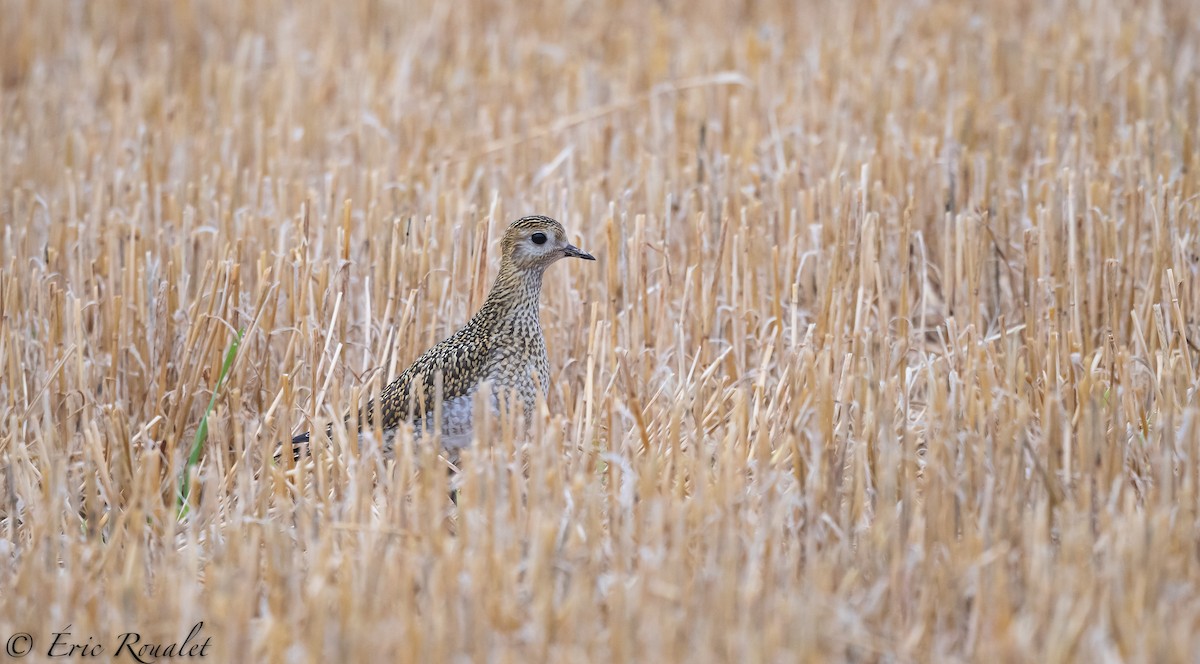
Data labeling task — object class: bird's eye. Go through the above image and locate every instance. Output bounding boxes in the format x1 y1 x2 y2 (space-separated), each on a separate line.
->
531 232 547 245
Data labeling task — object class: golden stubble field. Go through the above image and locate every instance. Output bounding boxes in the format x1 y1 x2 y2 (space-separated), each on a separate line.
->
2 0 1200 661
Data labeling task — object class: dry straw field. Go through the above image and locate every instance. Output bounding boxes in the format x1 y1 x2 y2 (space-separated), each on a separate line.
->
2 0 1200 661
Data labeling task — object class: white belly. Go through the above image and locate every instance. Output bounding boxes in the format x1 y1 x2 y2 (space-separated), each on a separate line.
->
370 381 538 457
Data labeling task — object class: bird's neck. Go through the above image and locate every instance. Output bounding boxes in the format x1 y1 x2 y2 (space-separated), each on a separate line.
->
478 261 545 326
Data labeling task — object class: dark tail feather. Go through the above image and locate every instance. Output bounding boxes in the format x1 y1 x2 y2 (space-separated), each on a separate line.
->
272 431 312 464
290 431 311 461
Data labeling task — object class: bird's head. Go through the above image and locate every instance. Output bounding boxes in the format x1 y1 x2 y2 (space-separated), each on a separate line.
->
500 215 595 271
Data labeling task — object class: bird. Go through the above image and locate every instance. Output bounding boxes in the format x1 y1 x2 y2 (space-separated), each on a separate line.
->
290 215 595 460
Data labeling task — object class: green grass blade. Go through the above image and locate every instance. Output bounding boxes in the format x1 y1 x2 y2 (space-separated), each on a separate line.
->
176 327 244 520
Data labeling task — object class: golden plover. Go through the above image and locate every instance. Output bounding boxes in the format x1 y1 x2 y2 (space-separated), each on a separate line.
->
292 215 594 457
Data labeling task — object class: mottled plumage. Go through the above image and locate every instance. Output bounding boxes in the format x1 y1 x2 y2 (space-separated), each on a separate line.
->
292 215 594 456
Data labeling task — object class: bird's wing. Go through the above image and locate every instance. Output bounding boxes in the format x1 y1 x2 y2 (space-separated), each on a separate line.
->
363 326 491 430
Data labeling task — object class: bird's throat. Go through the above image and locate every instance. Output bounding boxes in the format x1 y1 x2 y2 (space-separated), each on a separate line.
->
480 261 545 326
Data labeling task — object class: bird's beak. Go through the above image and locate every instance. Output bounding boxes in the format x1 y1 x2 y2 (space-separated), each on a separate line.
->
563 244 596 260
